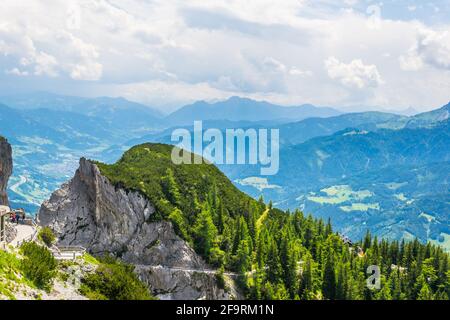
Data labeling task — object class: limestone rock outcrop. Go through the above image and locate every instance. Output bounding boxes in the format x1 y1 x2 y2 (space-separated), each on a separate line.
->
39 158 236 300
0 137 12 206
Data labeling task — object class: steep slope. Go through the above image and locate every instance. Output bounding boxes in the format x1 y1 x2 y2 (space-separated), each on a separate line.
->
231 120 450 244
165 96 341 125
406 102 450 128
37 143 450 300
276 111 407 145
0 136 12 205
38 144 254 299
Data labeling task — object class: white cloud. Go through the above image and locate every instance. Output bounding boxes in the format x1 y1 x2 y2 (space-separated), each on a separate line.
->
416 28 450 70
70 62 103 81
0 0 449 112
0 1 103 81
262 57 287 73
325 57 383 89
399 28 450 72
5 68 29 77
344 0 359 6
399 51 424 71
289 67 312 77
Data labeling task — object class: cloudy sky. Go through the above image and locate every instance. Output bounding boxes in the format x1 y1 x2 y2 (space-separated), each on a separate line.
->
0 0 449 113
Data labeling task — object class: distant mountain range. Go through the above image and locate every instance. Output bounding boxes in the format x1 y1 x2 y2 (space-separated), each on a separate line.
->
0 93 165 136
165 96 343 125
226 105 449 248
0 92 449 251
0 92 163 116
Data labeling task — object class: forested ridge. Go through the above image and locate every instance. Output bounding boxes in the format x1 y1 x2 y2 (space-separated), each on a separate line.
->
97 143 450 300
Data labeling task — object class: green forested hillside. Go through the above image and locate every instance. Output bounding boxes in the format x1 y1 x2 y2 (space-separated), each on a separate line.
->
96 143 450 300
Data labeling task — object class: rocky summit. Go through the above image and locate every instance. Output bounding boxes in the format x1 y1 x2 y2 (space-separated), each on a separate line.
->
0 137 12 206
38 157 237 300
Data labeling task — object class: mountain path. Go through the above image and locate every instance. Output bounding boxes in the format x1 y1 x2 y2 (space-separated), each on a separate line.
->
256 208 270 231
10 223 37 247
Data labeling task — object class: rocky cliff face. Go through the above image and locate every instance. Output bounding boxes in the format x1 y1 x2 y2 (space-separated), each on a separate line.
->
0 137 12 206
38 158 236 300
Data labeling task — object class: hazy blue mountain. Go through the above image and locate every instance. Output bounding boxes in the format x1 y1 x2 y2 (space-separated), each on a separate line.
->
228 120 449 190
0 92 162 115
72 97 165 135
165 96 342 125
230 119 449 246
273 102 449 145
405 102 450 128
132 107 443 152
276 111 407 145
0 104 67 144
337 105 419 116
25 109 123 145
0 92 87 110
111 111 406 160
0 92 165 134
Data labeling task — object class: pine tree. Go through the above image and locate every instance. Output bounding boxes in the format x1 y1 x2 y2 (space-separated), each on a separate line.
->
375 276 392 300
417 278 434 300
336 262 349 299
325 218 333 237
363 230 372 251
193 204 218 259
280 234 299 298
217 200 226 233
161 168 181 207
322 250 337 300
266 238 283 284
236 239 252 288
168 208 190 242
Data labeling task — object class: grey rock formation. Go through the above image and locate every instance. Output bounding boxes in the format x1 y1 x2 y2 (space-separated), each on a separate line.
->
39 158 236 300
135 265 233 300
0 137 12 206
5 223 17 243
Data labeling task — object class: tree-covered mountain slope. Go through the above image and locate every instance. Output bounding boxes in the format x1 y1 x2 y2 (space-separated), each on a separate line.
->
405 102 449 129
230 120 450 246
40 143 450 300
95 143 259 223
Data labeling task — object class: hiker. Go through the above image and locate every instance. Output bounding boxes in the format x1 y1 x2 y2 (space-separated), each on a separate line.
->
16 212 19 225
21 212 26 224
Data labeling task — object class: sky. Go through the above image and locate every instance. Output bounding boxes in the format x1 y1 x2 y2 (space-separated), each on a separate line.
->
0 0 450 113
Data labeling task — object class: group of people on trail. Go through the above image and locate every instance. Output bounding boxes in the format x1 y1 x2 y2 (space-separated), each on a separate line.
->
10 210 26 224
